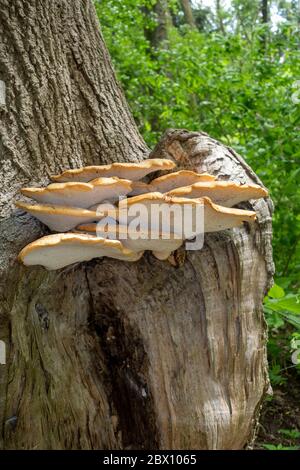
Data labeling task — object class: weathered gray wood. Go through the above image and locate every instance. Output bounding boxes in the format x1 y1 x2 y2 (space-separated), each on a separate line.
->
0 0 273 450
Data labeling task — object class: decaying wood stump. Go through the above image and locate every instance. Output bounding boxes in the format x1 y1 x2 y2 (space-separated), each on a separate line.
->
0 0 273 449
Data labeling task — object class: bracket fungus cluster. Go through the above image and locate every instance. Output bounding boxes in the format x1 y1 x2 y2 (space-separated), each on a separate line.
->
16 158 268 270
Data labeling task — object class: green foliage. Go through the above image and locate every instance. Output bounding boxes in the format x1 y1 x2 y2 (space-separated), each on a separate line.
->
278 429 300 439
264 283 300 385
264 284 300 329
268 364 287 385
262 427 300 450
263 443 300 450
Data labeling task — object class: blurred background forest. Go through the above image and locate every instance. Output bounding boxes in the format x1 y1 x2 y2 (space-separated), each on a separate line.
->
95 0 300 448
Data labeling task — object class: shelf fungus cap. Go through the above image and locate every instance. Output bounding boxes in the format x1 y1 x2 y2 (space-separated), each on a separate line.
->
15 201 104 232
18 233 143 270
200 196 256 232
166 181 268 207
76 223 183 260
51 159 176 183
118 192 256 237
21 177 132 209
150 170 216 193
129 181 155 196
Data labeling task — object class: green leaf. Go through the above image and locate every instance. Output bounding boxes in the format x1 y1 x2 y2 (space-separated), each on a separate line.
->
268 284 285 299
278 429 300 439
262 444 278 450
266 295 300 315
263 443 300 450
279 312 300 329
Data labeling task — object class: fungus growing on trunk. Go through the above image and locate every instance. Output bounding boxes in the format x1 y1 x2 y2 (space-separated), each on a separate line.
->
129 181 155 196
21 177 132 209
166 181 268 206
118 192 256 238
16 159 265 271
15 202 102 232
76 223 184 260
129 170 216 195
150 170 216 193
18 233 143 270
51 159 176 183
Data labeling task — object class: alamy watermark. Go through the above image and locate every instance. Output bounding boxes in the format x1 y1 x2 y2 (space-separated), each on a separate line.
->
94 200 205 251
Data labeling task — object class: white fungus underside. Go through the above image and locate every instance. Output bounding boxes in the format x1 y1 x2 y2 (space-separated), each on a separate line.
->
27 211 100 232
24 183 131 208
119 199 253 238
22 243 142 270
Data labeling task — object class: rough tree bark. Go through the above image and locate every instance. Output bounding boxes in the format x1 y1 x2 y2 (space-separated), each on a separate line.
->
216 0 225 34
261 0 269 24
147 0 172 48
260 0 269 49
180 0 196 28
0 0 273 450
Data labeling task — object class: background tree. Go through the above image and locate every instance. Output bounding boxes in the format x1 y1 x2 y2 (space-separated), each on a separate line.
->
147 0 172 47
261 0 269 23
180 0 196 27
216 0 226 33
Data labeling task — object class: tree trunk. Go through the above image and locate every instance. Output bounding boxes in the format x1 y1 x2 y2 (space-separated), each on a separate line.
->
260 0 269 50
180 0 196 28
261 0 269 24
0 0 273 450
216 0 225 34
148 0 172 48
